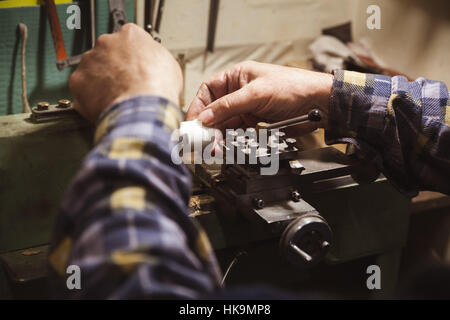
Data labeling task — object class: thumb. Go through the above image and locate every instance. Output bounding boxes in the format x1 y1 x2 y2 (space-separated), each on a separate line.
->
197 85 259 126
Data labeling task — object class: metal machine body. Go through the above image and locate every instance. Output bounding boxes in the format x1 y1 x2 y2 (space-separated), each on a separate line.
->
0 107 411 298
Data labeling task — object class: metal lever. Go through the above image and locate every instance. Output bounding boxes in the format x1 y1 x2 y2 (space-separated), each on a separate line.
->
257 109 322 131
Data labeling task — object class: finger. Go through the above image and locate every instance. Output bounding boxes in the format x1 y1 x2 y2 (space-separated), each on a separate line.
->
186 64 247 120
206 66 243 101
215 116 244 132
186 82 215 120
196 84 260 126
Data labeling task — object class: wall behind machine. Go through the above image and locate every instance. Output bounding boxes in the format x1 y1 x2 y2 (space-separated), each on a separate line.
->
135 0 449 109
0 1 135 116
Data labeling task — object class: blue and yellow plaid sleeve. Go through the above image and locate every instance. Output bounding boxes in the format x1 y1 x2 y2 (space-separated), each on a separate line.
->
48 96 222 299
326 70 450 196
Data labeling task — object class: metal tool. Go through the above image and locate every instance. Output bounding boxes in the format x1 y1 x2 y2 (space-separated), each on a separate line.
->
207 0 220 52
109 0 128 33
89 0 96 48
144 0 155 34
154 0 165 33
144 0 162 42
30 99 79 122
46 0 127 70
45 0 82 70
192 109 383 267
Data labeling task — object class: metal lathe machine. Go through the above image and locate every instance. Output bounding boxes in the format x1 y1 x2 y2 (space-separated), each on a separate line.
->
0 99 411 298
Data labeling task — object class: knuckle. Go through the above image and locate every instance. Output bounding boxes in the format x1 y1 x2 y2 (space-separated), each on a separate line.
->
239 60 255 68
120 23 135 33
96 34 110 47
78 50 92 66
68 72 80 91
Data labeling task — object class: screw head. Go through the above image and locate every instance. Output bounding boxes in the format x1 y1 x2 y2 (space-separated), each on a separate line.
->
36 102 49 111
253 198 265 209
291 190 301 202
57 99 71 108
285 138 297 149
274 131 286 139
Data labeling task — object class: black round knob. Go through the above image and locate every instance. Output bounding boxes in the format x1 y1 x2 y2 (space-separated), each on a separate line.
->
308 109 322 122
279 214 332 267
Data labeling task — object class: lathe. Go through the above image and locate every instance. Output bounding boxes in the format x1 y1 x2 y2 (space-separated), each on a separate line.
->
0 97 411 298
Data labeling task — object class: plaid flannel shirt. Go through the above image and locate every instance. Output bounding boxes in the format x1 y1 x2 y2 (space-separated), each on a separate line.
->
327 70 450 197
48 96 222 299
48 71 449 299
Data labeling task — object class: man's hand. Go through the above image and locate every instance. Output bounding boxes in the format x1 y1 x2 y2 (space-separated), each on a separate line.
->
69 23 183 122
187 61 333 135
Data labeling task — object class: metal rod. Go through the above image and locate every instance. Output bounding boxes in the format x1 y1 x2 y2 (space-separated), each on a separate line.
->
154 0 164 33
207 0 220 52
144 0 154 34
266 114 309 130
90 0 96 48
290 243 312 262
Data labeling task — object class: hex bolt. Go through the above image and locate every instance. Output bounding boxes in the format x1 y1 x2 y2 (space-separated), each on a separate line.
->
274 131 286 139
227 130 238 140
285 138 297 150
253 198 265 209
36 102 49 111
57 99 71 108
291 190 301 202
236 136 246 148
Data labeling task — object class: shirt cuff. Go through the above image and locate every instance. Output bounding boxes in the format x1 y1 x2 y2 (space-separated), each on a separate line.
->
325 70 392 156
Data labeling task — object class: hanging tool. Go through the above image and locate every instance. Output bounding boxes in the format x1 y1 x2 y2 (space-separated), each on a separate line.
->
207 0 220 52
154 0 165 33
45 0 82 70
18 23 31 113
109 0 128 33
144 0 155 34
46 0 127 71
144 0 162 42
89 0 96 48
